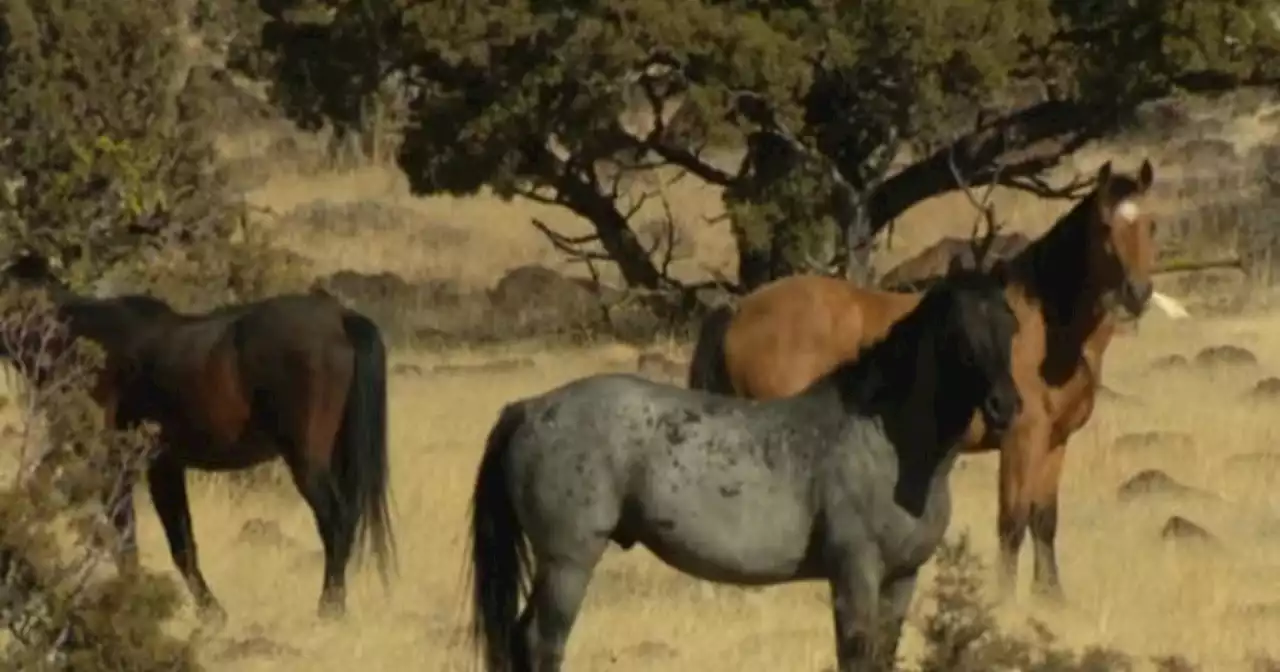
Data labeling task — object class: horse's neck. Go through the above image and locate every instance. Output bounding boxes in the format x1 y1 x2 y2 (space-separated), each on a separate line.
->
862 357 972 518
867 348 976 473
1010 211 1112 368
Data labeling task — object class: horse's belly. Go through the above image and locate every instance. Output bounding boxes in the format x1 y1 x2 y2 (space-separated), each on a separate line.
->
165 427 279 471
631 489 814 585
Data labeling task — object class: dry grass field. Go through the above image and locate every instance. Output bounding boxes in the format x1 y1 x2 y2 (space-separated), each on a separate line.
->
11 118 1280 669
113 314 1280 671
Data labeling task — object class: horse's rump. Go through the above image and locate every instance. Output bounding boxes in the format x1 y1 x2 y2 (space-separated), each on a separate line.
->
722 276 921 399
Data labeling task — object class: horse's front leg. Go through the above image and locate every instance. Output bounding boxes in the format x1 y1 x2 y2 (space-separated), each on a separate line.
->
104 470 139 573
996 414 1052 601
876 571 919 670
147 453 226 624
97 388 139 572
828 543 883 672
1023 433 1067 605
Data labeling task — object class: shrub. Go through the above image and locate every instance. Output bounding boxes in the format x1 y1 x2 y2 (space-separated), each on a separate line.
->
0 290 199 671
915 533 1134 672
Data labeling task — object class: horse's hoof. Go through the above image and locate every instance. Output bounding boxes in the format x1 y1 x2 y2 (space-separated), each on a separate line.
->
994 579 1019 604
198 602 229 628
1031 585 1067 609
317 600 346 621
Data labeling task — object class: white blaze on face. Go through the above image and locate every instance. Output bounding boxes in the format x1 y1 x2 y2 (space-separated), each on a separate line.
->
1116 199 1140 222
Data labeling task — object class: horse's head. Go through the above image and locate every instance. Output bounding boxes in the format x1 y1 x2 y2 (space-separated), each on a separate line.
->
0 251 78 373
940 273 1022 437
1087 159 1158 318
0 250 70 298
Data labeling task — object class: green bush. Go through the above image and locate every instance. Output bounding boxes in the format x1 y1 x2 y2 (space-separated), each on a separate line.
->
0 290 199 671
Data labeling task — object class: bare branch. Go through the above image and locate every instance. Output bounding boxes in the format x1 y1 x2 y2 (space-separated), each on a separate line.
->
947 144 1002 271
703 212 730 226
655 191 680 282
799 245 840 277
1004 171 1096 200
528 218 611 262
513 186 563 207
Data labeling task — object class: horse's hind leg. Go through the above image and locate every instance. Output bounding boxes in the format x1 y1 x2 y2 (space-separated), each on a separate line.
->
826 542 883 672
278 357 353 620
289 463 351 620
147 454 224 623
525 549 605 672
876 571 919 670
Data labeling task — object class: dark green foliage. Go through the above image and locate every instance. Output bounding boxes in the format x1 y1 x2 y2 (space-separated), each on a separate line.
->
249 0 1280 290
0 291 198 671
0 0 237 289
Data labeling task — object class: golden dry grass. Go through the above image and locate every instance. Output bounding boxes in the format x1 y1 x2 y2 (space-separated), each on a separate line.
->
111 314 1280 671
14 114 1280 668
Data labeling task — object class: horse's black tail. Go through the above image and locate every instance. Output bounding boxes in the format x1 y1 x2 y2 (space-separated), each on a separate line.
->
469 403 533 672
337 310 397 585
686 303 736 394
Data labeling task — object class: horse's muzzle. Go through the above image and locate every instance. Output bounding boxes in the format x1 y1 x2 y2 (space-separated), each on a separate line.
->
1119 278 1154 317
981 389 1021 436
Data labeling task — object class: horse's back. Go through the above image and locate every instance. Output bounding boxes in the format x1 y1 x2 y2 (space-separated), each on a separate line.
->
879 241 964 289
233 293 348 342
723 275 920 399
504 372 833 582
143 294 349 404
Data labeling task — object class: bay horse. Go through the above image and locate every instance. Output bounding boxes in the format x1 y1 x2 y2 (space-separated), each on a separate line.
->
0 254 396 621
468 271 1022 672
688 160 1163 602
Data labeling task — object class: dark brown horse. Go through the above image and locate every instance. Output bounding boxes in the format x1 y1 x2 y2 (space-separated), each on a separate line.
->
0 254 396 621
689 160 1163 602
877 231 1033 291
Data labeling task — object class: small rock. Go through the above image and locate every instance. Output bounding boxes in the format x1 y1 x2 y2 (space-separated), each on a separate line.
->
1160 516 1218 547
1151 654 1200 672
212 636 301 662
1226 602 1280 619
237 519 292 548
1194 344 1258 369
391 363 424 376
1223 452 1280 474
1097 384 1138 404
629 640 678 660
1149 353 1189 372
636 352 686 383
1246 376 1280 400
1117 470 1217 503
431 358 536 375
1112 430 1195 453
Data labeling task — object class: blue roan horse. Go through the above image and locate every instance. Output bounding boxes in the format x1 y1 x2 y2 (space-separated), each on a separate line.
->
466 271 1023 672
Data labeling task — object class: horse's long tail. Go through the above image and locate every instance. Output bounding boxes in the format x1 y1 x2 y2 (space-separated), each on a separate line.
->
469 403 533 672
686 303 736 394
338 310 397 585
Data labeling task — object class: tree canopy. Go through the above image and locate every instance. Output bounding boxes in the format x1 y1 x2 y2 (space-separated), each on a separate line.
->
254 0 1280 289
0 0 240 289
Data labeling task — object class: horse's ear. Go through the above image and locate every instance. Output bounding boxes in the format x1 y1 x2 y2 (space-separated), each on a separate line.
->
1137 159 1154 192
1095 161 1113 189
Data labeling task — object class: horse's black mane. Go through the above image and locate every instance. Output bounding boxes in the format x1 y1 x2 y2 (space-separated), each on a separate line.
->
809 270 1002 411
